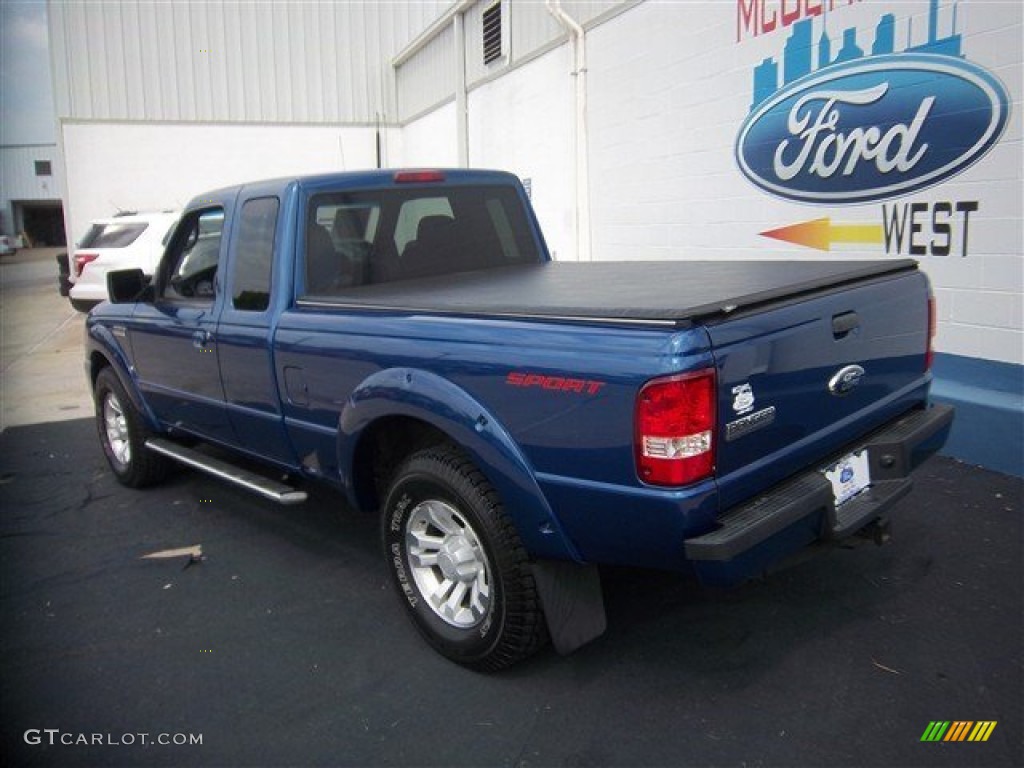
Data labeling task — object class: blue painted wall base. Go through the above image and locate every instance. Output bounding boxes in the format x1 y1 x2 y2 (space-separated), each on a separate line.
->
931 353 1023 478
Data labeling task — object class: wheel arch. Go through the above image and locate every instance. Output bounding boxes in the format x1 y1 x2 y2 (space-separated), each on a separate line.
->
86 324 161 432
339 367 582 564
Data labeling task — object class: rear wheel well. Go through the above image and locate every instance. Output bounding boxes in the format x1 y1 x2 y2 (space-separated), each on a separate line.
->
352 417 451 511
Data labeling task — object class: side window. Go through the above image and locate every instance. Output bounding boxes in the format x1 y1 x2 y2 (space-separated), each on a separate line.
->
163 208 224 302
232 197 278 311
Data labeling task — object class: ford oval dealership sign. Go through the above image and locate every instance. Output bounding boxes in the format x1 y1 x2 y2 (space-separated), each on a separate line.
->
737 54 1010 204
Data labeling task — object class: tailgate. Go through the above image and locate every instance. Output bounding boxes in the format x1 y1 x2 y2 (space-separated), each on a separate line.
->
709 268 932 510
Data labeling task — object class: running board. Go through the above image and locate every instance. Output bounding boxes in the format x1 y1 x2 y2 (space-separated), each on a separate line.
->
145 438 307 505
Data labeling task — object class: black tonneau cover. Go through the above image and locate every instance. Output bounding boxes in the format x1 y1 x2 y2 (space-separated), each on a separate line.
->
300 260 918 327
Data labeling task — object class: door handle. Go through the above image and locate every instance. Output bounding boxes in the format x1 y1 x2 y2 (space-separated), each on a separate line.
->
192 330 213 349
832 311 860 339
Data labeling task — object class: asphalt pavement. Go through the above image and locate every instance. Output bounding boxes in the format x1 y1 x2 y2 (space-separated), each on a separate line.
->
1 415 1020 767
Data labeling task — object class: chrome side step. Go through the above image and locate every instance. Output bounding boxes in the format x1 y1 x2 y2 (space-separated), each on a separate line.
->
145 438 307 505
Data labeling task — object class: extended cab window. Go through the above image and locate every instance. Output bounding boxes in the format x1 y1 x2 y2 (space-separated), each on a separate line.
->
232 197 278 311
304 185 539 294
162 208 224 302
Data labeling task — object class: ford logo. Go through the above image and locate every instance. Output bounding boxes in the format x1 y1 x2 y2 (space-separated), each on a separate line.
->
828 365 865 397
736 54 1011 204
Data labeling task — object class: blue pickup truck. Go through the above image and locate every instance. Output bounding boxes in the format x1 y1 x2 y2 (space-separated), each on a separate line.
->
86 169 952 670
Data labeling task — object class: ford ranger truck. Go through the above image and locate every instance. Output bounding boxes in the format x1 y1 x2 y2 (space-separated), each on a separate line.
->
86 169 953 671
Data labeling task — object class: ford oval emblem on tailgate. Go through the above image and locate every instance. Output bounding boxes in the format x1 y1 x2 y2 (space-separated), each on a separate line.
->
829 365 865 397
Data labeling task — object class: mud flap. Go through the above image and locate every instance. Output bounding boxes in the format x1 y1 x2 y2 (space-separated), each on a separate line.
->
530 560 607 655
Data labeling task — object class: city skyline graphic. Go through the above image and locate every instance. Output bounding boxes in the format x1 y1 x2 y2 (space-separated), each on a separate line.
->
751 0 964 111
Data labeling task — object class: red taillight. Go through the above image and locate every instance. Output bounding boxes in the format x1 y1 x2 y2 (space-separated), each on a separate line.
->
925 294 936 371
73 253 99 277
635 369 716 487
394 170 445 184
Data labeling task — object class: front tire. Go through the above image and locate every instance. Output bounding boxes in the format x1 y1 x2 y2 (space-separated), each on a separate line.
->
94 367 170 488
382 445 547 671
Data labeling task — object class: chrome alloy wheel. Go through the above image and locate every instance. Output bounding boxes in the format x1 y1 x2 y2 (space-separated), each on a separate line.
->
405 499 492 628
102 391 131 467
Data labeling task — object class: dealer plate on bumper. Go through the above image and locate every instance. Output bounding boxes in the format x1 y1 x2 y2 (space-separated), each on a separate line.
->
824 449 871 507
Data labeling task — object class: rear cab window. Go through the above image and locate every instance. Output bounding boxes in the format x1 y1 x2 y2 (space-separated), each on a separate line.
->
302 184 540 295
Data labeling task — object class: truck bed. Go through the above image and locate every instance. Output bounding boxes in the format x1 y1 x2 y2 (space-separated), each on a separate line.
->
297 259 919 326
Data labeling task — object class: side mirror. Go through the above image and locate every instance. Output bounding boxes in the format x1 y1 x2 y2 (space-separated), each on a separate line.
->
107 269 152 304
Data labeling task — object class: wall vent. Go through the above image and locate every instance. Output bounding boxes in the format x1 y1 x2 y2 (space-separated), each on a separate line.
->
483 3 502 65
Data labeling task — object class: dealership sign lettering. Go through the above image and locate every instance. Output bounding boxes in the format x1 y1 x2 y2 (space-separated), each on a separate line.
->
736 54 1010 204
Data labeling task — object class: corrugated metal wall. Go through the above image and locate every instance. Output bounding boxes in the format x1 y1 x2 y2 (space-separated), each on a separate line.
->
472 0 628 83
506 0 564 66
0 145 62 202
47 0 451 124
48 0 632 127
396 0 634 122
396 24 456 123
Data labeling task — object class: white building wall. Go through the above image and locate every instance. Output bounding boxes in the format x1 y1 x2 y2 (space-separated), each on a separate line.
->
466 47 574 261
398 47 575 262
60 123 377 244
582 0 1022 365
401 103 460 168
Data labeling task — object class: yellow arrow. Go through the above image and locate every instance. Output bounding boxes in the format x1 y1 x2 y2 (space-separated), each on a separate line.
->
761 217 884 251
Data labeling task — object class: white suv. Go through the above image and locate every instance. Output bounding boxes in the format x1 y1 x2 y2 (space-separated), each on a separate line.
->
69 210 180 311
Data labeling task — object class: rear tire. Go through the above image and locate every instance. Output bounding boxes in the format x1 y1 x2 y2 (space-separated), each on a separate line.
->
382 445 547 671
94 367 170 488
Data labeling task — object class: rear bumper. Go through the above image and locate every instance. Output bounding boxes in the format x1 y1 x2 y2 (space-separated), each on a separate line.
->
685 403 954 576
69 275 108 302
